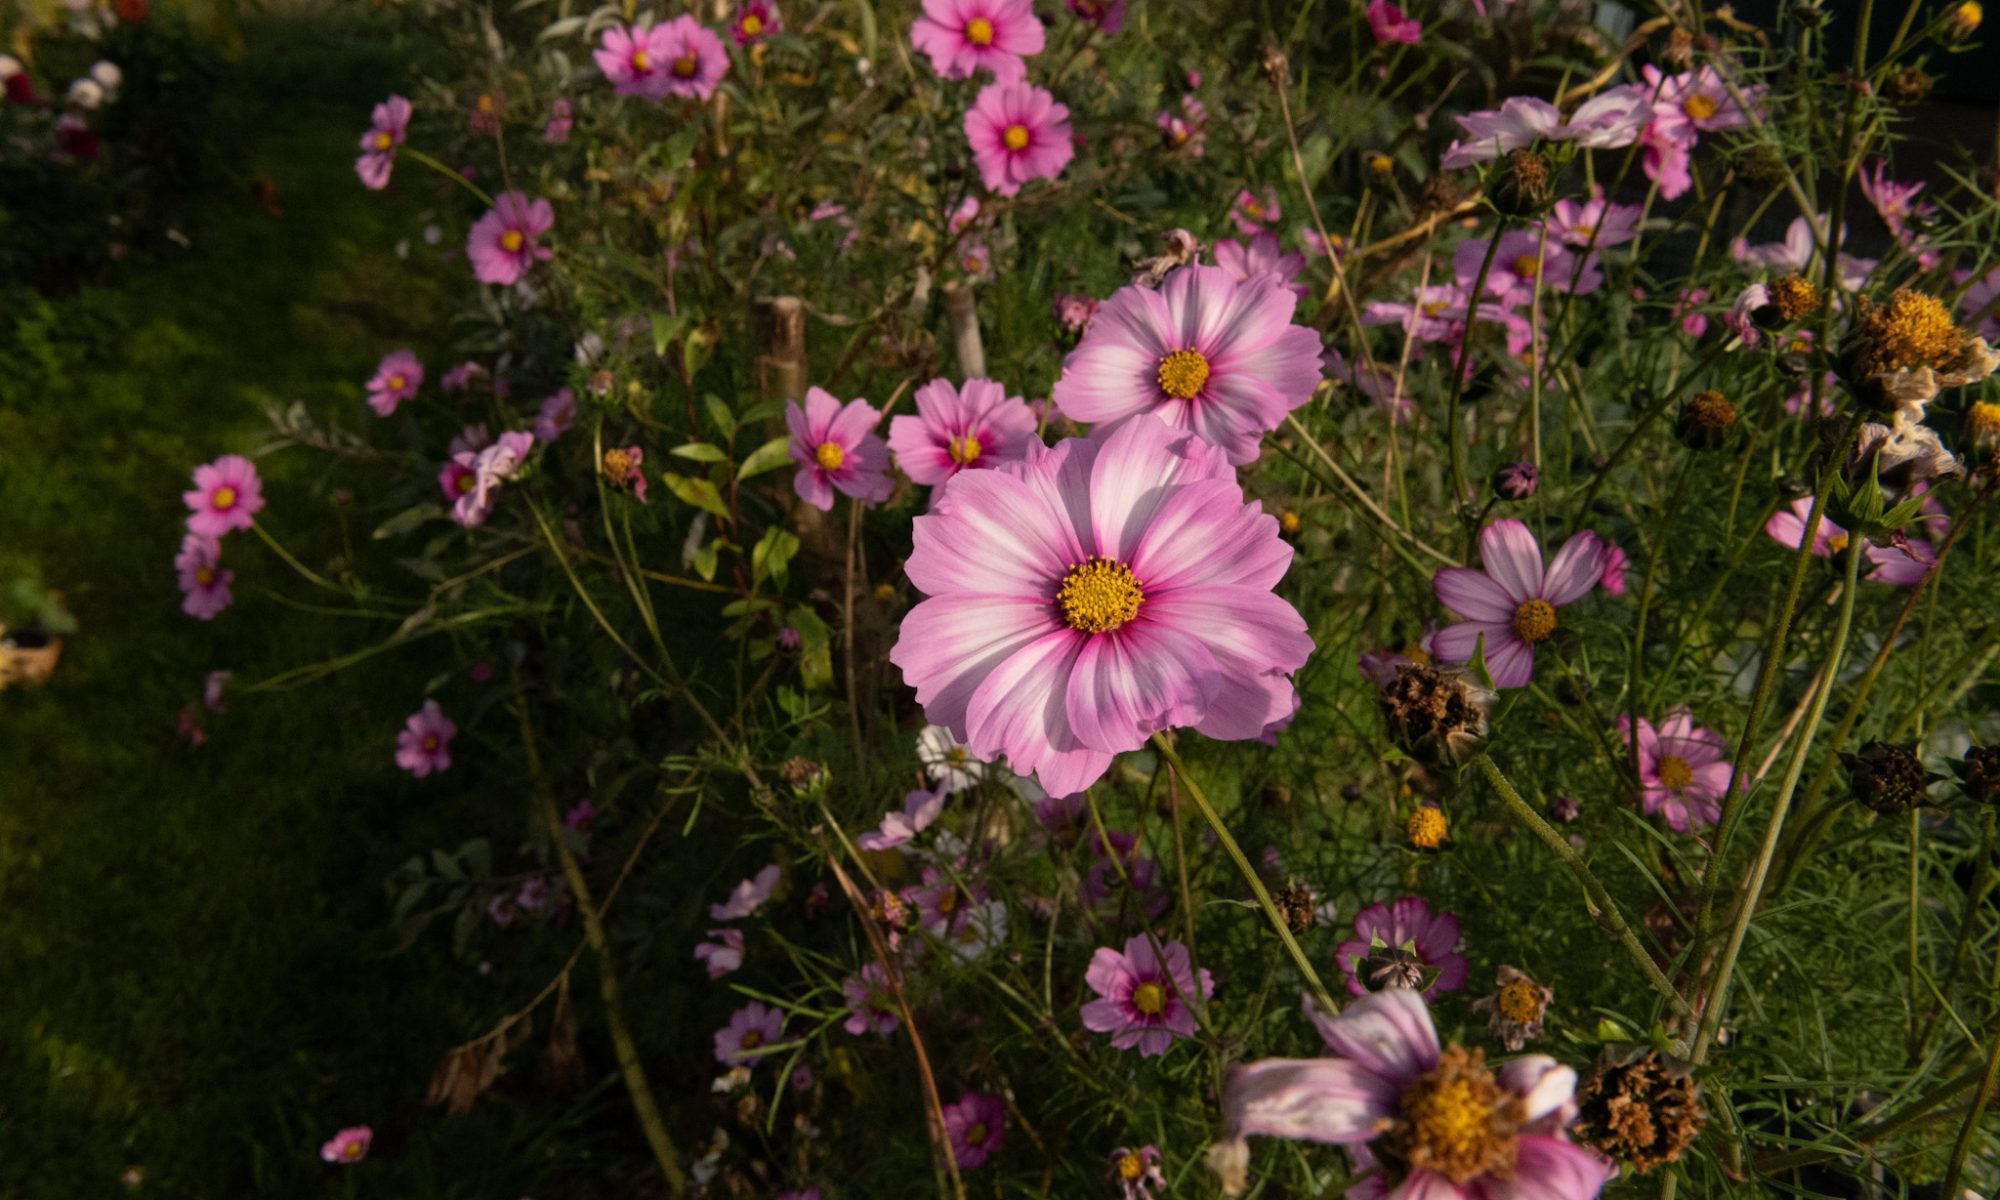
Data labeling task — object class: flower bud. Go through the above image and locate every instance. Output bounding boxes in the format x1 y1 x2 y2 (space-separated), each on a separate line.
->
1951 745 2000 805
1944 0 1982 42
1493 460 1539 500
1486 148 1554 218
1842 741 1929 814
1676 390 1737 450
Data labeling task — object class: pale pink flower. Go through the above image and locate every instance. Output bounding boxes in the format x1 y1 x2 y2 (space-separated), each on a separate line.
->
543 97 573 143
857 788 947 850
365 349 422 416
1336 896 1467 995
942 1090 1007 1169
1108 1145 1166 1198
1212 232 1309 300
534 387 575 443
354 95 409 190
911 0 1044 84
887 377 1039 487
1638 117 1694 200
1546 188 1641 248
606 444 647 501
694 928 745 978
319 1125 372 1164
1619 711 1733 831
1232 187 1280 236
1431 519 1606 689
204 669 230 712
450 430 534 528
1155 94 1206 155
964 81 1072 196
786 386 893 511
656 15 729 99
466 191 554 286
394 700 455 777
183 454 264 538
1642 64 1756 138
1439 85 1649 169
1080 935 1212 1056
1764 496 1928 585
1598 542 1628 596
841 962 900 1034
1366 0 1420 42
1050 264 1323 465
714 1001 784 1066
175 533 233 620
710 863 781 920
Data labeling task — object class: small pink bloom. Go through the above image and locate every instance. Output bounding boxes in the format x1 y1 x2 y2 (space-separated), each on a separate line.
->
183 454 264 538
1080 935 1212 1056
1639 118 1694 201
1052 292 1100 336
710 863 781 920
857 787 947 850
1619 711 1733 831
565 799 597 833
714 1000 784 1066
731 0 780 44
441 362 489 395
175 533 233 620
395 700 455 777
694 927 745 978
450 430 534 528
911 0 1045 84
942 1090 1007 1169
887 377 1039 488
365 349 423 416
1212 231 1309 300
1065 0 1125 33
437 459 476 506
652 15 729 100
1108 1145 1165 1199
1232 187 1280 236
964 81 1072 197
1764 496 1846 558
786 386 893 511
177 705 207 746
319 1125 372 1164
1366 0 1421 43
1155 94 1206 155
1598 542 1628 596
1546 188 1642 248
354 95 410 190
204 669 230 712
606 444 648 501
466 191 554 286
594 22 677 98
1335 896 1468 995
841 962 901 1034
468 90 504 137
534 387 575 443
543 97 573 143
1432 519 1606 689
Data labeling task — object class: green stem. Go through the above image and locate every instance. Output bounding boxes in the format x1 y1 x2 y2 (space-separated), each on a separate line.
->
402 145 495 207
1940 935 2000 1197
1150 733 1337 1014
250 519 343 594
1444 224 1508 508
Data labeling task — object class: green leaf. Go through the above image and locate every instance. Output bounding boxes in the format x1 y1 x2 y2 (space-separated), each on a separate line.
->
737 435 794 480
651 312 691 358
704 394 737 438
752 526 800 588
786 606 834 691
661 472 730 519
670 442 729 463
373 504 445 540
693 540 720 582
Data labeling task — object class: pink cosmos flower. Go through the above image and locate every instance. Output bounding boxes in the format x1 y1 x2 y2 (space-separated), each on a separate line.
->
710 863 781 920
841 962 900 1034
1765 496 1844 558
1731 216 1874 289
731 1 779 44
1439 85 1649 169
887 377 1039 487
1764 496 1927 585
1546 188 1642 248
319 1125 372 1164
1599 542 1628 596
1642 64 1756 138
911 0 1044 84
175 533 233 620
394 700 455 777
543 97 573 143
441 362 489 395
354 95 410 190
715 1001 784 1066
534 388 575 443
1212 987 1613 1200
1432 519 1606 689
450 430 534 528
786 386 893 510
1156 94 1206 155
652 15 729 100
890 417 1314 797
1336 896 1467 996
1108 1145 1166 1198
468 90 503 137
1232 187 1281 236
858 788 947 850
594 23 677 98
1456 229 1600 306
177 705 208 746
1053 292 1101 337
1366 0 1421 43
365 349 423 417
466 191 554 286
1859 159 1930 240
1051 265 1323 465
1212 232 1309 300
1080 935 1212 1056
606 444 647 501
1619 711 1733 831
942 1090 1007 1169
1066 0 1125 34
183 454 264 538
437 459 476 507
964 82 1072 197
694 928 745 978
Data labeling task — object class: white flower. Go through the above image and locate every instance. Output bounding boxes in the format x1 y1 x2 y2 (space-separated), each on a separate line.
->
0 56 23 82
67 78 105 110
917 724 985 795
89 60 121 91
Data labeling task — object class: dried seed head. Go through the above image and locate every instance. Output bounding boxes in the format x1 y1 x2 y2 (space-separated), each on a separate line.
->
1380 664 1494 766
1487 148 1554 218
1676 390 1737 450
1884 65 1935 104
1842 740 1929 814
1259 45 1290 89
1769 275 1820 324
1493 460 1539 500
1271 881 1320 933
1573 1048 1705 1172
1954 745 2000 804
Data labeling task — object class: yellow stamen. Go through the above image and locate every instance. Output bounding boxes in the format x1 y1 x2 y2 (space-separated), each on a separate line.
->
212 485 237 510
388 374 406 391
422 735 439 751
741 1030 763 1050
373 131 393 150
1862 288 1963 373
631 49 651 70
815 441 845 471
476 93 495 113
1827 533 1850 555
500 229 524 253
1681 92 1718 120
455 472 475 493
1511 254 1540 279
194 566 216 586
1407 806 1448 849
1156 348 1210 399
965 1121 989 1145
948 433 983 465
1511 598 1557 644
344 1142 365 1160
1657 754 1693 790
1002 123 1030 151
741 14 763 35
1117 1152 1144 1180
673 52 698 77
966 16 995 44
1057 556 1144 634
1131 982 1166 1015
1388 1045 1525 1185
1497 978 1544 1024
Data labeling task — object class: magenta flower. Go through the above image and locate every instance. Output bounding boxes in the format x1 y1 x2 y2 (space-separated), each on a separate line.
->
1765 497 1930 585
466 191 554 286
1051 264 1323 465
1455 229 1600 306
175 533 233 620
911 0 1044 84
1156 94 1206 155
1080 935 1212 1056
841 962 900 1034
354 95 410 190
694 927 745 978
1066 0 1125 34
1212 987 1613 1200
1108 1145 1165 1198
534 387 575 443
319 1125 373 1164
1431 519 1605 689
1765 496 1845 558
450 430 535 528
710 863 781 920
1642 64 1756 138
437 459 476 507
1599 542 1628 596
890 417 1313 797
1546 188 1642 248
1638 117 1695 200
731 1 779 44
887 377 1040 487
714 1001 785 1065
594 22 677 98
365 349 423 417
1619 711 1733 831
1366 0 1420 43
394 700 455 777
653 15 729 100
183 454 264 538
857 787 947 851
964 81 1072 197
786 386 893 511
1232 187 1281 236
441 361 489 395
606 444 648 501
942 1090 1007 1169
1212 232 1309 300
1336 896 1467 996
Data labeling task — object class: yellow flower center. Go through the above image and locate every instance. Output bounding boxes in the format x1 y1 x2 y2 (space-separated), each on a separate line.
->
1156 348 1210 399
1244 199 1263 218
947 433 984 465
602 448 634 480
1057 556 1144 634
674 52 698 77
1118 1152 1144 1180
500 229 525 252
1864 288 1963 372
1511 254 1540 279
966 16 995 44
631 48 652 70
1387 1045 1524 1185
1002 123 1030 151
476 94 495 113
1421 300 1446 318
1827 533 1850 555
212 485 237 510
965 1121 990 1146
1681 92 1718 120
344 1141 365 1160
1657 754 1694 790
1496 977 1543 1024
388 373 406 391
373 131 393 150
1511 598 1557 644
815 441 845 470
741 1029 763 1050
1367 151 1394 175
422 735 439 751
741 14 763 35
1279 510 1302 535
1131 982 1166 1015
455 472 475 493
936 887 959 915
945 746 967 766
194 566 216 586
1407 806 1448 849
1969 400 2000 446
